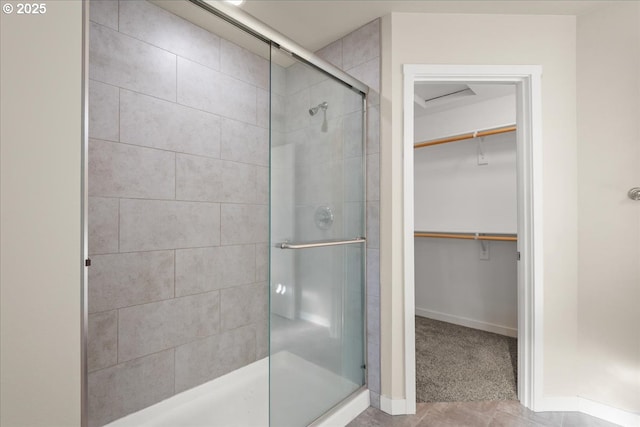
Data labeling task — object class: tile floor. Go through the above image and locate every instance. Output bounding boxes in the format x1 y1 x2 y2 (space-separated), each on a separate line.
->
348 400 621 427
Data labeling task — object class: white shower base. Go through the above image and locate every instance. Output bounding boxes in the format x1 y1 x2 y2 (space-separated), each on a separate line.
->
106 351 368 427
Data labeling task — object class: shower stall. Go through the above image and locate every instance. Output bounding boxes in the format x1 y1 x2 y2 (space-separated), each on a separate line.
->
85 0 368 426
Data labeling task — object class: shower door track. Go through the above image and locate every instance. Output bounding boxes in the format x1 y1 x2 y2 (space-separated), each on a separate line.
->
187 0 368 96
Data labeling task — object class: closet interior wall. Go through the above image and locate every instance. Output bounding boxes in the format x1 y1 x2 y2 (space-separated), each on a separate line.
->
414 92 518 337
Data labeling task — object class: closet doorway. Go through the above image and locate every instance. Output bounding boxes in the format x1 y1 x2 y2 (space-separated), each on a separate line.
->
413 82 518 402
402 65 543 412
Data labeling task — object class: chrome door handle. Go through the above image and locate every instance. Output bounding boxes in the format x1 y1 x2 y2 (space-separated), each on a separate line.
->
278 237 366 249
628 188 640 200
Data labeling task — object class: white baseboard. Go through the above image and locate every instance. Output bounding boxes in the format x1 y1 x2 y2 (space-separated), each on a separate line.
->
578 397 640 427
415 307 517 338
536 396 639 427
535 396 578 412
380 396 411 415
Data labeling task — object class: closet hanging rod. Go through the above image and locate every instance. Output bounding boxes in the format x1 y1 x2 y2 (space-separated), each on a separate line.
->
414 232 517 242
414 124 517 149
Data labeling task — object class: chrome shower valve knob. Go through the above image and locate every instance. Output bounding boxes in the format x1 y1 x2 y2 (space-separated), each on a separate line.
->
628 187 640 200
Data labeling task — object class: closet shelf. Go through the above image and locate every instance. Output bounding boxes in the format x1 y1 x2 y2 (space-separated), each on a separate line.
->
414 124 516 149
414 232 517 242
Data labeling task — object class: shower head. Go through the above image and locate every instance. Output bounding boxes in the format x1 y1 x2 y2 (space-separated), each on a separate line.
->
309 101 328 116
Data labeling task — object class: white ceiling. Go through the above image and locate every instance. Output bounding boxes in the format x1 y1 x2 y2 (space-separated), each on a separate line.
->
240 1 614 52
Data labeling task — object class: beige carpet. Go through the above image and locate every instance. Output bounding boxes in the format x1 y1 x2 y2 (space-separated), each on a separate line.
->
415 316 518 403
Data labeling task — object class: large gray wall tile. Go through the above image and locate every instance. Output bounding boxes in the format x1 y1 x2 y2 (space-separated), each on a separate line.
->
343 111 364 159
366 249 380 298
342 20 380 70
90 22 176 101
346 57 380 92
221 204 268 245
256 166 269 205
285 62 325 96
88 311 117 372
208 245 256 288
119 0 220 71
175 245 256 297
309 78 350 122
119 199 220 252
88 197 119 255
221 118 269 166
367 295 381 394
315 39 343 69
118 292 220 362
220 283 267 331
369 392 381 410
367 153 380 201
254 322 268 360
294 162 336 206
367 105 380 154
178 57 256 124
87 350 174 427
220 39 269 90
120 90 221 158
88 251 174 313
366 201 379 249
89 0 118 30
176 154 256 203
257 89 270 129
271 64 286 97
294 129 338 166
88 139 175 199
174 325 256 392
345 156 364 203
285 89 311 132
271 93 287 133
256 244 268 283
89 80 119 142
344 202 365 237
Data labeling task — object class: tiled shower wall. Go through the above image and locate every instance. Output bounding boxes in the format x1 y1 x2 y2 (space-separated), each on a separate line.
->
275 61 364 324
87 1 268 425
315 19 382 408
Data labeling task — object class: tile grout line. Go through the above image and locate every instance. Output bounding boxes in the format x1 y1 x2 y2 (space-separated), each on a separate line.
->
88 279 264 317
117 198 120 253
116 308 120 365
117 85 121 143
175 51 178 104
92 17 269 91
90 77 269 133
90 137 268 173
90 240 269 256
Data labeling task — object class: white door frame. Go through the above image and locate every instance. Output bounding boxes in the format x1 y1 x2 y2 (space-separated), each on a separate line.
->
402 64 544 412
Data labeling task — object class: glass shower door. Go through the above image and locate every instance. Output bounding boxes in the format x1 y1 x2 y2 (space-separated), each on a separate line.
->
269 47 366 427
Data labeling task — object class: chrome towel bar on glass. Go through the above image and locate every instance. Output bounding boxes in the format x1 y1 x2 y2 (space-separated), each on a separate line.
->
278 237 366 250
